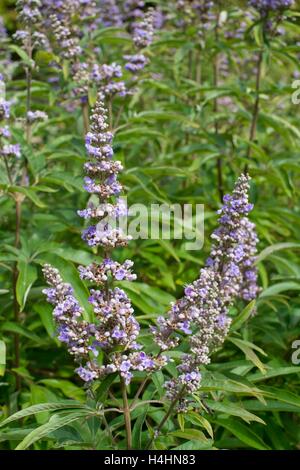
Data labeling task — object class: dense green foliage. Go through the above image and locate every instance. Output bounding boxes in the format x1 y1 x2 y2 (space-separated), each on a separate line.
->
0 0 300 451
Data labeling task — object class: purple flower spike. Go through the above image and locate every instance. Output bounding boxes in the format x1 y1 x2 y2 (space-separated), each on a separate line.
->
152 174 259 410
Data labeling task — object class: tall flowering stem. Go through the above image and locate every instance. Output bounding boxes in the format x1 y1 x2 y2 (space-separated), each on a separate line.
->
0 75 22 387
245 0 294 169
43 92 166 448
245 49 263 169
10 0 43 388
124 8 154 79
98 0 123 28
213 10 224 202
149 174 259 442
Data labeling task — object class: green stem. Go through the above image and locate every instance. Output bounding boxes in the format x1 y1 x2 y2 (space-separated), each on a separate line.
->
108 99 113 132
245 49 263 172
121 377 132 450
82 101 90 135
12 197 22 390
13 27 33 390
145 385 186 450
3 154 13 185
213 13 223 202
102 414 117 447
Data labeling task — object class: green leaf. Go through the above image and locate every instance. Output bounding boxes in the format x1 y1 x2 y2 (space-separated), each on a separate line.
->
260 112 300 141
263 387 300 409
248 366 300 383
256 243 300 263
0 402 88 428
216 418 270 450
0 340 6 377
260 281 300 297
11 367 33 380
10 186 46 208
205 400 265 424
96 373 118 402
173 439 214 450
170 428 208 441
38 379 85 401
33 303 56 339
186 411 214 439
243 400 300 413
16 261 38 310
37 253 93 322
200 374 263 401
231 300 256 331
34 50 57 66
177 413 185 432
132 405 150 449
157 239 180 263
228 338 267 373
15 411 93 450
9 45 34 67
1 322 42 344
0 428 36 443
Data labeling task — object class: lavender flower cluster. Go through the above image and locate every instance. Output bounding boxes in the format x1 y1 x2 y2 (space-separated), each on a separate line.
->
124 9 155 77
16 0 42 25
97 0 123 28
0 75 21 161
249 0 294 15
91 63 126 98
175 0 216 31
152 174 259 410
123 0 145 27
27 110 48 123
14 0 49 50
0 16 7 39
50 13 82 61
43 93 166 385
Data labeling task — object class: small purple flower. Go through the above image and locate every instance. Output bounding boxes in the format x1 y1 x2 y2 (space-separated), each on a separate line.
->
0 126 10 138
76 366 97 382
120 360 132 372
178 321 192 335
1 144 21 159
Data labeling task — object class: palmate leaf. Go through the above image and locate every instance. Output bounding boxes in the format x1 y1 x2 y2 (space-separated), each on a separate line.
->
0 402 89 428
15 411 95 450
